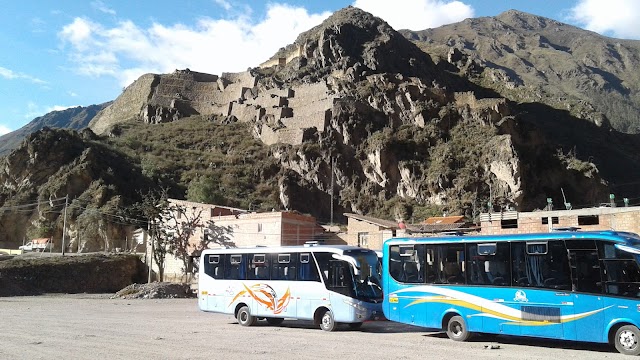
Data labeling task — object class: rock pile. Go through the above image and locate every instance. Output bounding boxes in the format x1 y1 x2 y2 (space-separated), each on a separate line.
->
112 282 196 299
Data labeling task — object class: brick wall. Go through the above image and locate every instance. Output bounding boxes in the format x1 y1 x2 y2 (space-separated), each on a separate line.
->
480 207 640 235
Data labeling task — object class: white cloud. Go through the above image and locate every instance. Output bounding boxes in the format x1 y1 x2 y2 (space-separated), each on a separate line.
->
353 0 474 30
214 0 232 11
570 0 640 39
58 4 331 87
0 66 46 84
91 1 116 15
0 124 11 136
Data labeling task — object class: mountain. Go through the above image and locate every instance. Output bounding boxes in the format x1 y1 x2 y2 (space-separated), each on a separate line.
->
0 103 110 157
1 6 639 251
401 9 640 133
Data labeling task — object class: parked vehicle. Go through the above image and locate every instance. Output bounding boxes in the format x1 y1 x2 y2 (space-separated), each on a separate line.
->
19 238 52 252
198 244 383 331
382 230 640 355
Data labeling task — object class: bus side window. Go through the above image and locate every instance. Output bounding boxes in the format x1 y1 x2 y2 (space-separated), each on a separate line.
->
512 241 570 290
272 253 297 281
598 241 640 298
388 245 426 284
205 254 224 279
224 254 246 280
443 245 465 285
249 254 269 280
298 253 320 282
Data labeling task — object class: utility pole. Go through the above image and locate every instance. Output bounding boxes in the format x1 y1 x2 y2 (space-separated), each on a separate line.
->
330 157 335 226
61 195 68 256
148 219 154 283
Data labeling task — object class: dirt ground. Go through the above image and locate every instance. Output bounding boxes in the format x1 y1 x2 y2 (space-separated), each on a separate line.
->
0 294 627 360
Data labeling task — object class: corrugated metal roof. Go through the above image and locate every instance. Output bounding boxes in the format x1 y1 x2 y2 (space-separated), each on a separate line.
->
423 215 465 225
343 213 399 229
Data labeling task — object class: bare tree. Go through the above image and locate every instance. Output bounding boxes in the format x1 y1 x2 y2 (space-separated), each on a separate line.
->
187 220 235 278
161 204 204 282
130 189 171 282
201 220 235 249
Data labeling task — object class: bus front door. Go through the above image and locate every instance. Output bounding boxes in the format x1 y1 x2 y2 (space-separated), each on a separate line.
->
568 250 605 342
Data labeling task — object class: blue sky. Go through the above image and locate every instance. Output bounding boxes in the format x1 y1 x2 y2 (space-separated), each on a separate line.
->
1 0 639 136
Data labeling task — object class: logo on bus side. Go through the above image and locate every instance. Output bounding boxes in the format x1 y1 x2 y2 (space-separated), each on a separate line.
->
230 283 291 314
514 290 528 302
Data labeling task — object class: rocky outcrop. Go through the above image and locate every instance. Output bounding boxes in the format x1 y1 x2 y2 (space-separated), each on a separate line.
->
0 128 149 251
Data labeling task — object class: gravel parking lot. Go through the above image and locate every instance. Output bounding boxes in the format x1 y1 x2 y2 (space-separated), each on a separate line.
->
0 295 626 359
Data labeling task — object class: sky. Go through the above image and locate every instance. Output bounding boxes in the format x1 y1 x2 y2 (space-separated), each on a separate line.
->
1 0 639 136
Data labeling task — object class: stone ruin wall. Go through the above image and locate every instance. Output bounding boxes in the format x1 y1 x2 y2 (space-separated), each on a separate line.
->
94 64 336 146
258 44 304 69
454 91 509 122
89 73 158 134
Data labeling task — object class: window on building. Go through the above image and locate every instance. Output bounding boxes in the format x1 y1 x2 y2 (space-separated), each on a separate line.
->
357 232 369 247
578 215 599 225
257 223 263 233
541 217 559 225
500 219 518 229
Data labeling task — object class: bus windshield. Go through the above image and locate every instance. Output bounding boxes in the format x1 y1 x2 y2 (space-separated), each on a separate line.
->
343 250 383 301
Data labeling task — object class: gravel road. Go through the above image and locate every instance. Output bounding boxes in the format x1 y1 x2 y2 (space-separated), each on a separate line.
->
0 295 627 359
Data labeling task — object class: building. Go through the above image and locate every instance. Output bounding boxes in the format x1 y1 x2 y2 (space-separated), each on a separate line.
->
151 199 329 282
341 213 403 250
479 206 640 235
412 215 473 234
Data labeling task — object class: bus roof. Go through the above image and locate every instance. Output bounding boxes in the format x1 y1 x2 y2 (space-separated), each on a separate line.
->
384 230 640 247
201 244 374 255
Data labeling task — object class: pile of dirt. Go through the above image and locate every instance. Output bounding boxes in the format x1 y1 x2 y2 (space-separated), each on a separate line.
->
111 282 196 299
0 253 146 297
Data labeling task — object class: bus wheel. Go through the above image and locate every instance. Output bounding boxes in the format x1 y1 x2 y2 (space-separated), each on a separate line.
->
236 306 256 327
320 310 337 332
348 322 363 330
615 325 640 355
266 317 284 326
446 315 471 341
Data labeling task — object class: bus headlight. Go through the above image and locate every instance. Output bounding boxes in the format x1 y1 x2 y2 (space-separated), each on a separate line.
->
343 299 367 312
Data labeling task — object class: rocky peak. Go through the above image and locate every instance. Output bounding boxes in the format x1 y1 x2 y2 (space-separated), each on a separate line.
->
495 9 563 31
265 6 438 83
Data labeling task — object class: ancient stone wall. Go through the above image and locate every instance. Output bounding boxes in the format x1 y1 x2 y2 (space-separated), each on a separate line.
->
89 74 158 134
454 91 509 122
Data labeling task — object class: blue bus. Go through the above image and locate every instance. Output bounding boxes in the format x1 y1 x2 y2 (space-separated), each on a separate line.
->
382 230 640 355
199 245 383 331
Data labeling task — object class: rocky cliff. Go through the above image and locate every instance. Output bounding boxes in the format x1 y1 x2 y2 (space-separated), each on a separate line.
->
401 9 640 133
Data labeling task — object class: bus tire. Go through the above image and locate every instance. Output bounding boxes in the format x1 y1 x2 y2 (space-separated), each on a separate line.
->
320 310 337 332
348 322 363 330
266 317 284 326
446 315 471 341
236 306 256 327
614 325 640 355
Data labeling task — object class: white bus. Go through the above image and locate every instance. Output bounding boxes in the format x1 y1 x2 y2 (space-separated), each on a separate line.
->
198 244 383 331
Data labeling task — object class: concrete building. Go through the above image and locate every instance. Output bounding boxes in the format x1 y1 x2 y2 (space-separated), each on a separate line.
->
151 199 329 282
479 206 640 235
341 213 403 250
